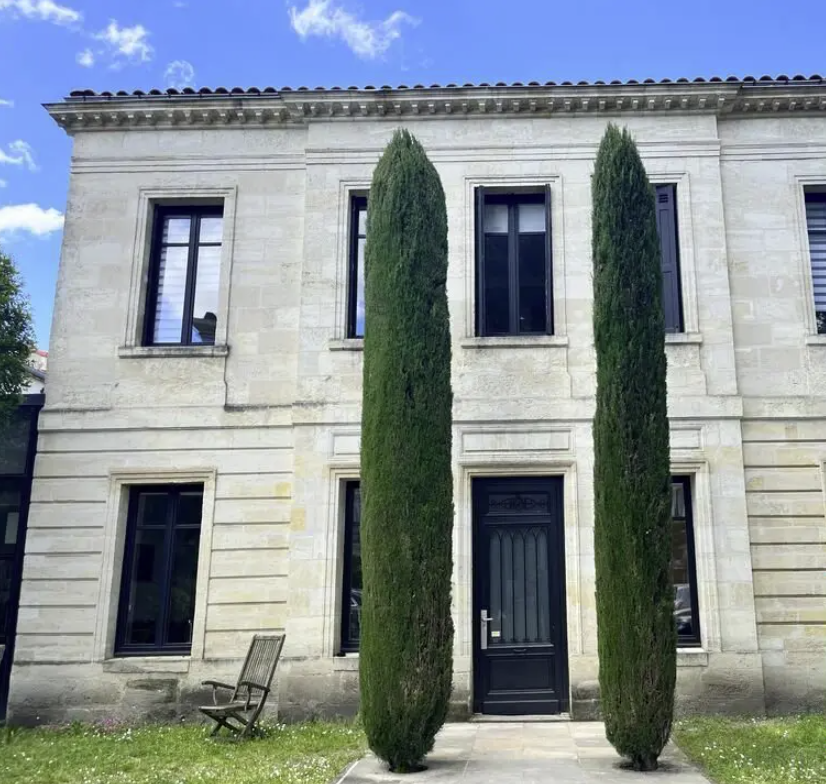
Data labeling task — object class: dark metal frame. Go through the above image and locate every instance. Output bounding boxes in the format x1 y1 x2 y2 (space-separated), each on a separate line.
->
346 195 368 339
804 189 826 334
673 475 701 647
475 187 554 337
471 476 569 715
339 480 360 653
114 484 203 656
143 205 223 346
0 394 43 723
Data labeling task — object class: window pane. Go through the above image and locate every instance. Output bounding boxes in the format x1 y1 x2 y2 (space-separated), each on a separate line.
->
518 234 547 333
671 481 697 642
484 204 508 234
0 413 30 474
165 527 200 645
0 559 13 641
123 527 166 646
162 217 191 244
484 234 510 334
177 491 203 527
198 216 223 244
191 246 220 345
355 239 366 337
152 245 188 343
344 486 362 648
518 203 545 233
357 207 367 236
137 492 170 528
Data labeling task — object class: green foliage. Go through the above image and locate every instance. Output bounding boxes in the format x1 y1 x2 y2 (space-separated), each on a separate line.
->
359 129 454 773
591 124 676 771
0 248 35 422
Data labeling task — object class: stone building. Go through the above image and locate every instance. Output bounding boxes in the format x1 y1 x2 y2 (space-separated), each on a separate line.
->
7 76 826 722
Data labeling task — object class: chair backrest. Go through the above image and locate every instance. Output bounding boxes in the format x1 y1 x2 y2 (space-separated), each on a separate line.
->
234 634 285 700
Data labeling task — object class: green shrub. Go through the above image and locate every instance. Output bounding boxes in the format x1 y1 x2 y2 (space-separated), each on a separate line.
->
592 124 676 771
359 129 454 773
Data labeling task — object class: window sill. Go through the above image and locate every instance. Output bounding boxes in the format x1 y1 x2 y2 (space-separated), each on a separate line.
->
328 339 364 352
118 345 229 359
103 656 191 674
804 335 826 346
332 653 360 671
665 333 703 346
460 336 569 350
676 649 708 668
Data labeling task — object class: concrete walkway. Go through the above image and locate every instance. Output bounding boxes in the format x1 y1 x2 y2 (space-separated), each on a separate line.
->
342 722 712 784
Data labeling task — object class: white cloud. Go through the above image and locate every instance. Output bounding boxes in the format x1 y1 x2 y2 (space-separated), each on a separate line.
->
76 47 94 67
164 60 195 90
0 179 7 188
0 141 37 171
0 0 81 26
0 203 64 236
288 0 417 59
95 20 153 65
0 99 13 108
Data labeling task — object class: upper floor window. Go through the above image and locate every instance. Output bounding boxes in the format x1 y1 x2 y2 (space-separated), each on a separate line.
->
671 476 700 646
805 190 826 334
654 184 683 333
347 196 368 339
340 480 362 653
475 187 552 337
144 206 223 346
115 485 203 656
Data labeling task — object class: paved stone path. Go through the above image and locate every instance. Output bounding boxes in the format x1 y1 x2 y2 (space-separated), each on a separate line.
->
341 721 712 784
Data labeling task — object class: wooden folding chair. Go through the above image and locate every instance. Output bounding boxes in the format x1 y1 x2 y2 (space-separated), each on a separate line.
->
200 634 285 739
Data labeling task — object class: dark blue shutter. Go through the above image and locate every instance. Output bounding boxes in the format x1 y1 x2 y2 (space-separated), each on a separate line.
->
476 187 486 336
655 184 683 333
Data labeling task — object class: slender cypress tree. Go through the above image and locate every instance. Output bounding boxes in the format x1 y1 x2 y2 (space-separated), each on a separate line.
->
359 129 454 773
592 124 676 771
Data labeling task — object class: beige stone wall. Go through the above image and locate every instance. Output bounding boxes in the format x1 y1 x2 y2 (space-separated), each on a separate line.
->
9 105 826 721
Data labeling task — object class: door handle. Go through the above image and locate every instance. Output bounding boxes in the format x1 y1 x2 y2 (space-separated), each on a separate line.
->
480 609 492 650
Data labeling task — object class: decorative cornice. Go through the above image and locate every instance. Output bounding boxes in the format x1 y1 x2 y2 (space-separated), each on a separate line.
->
45 81 826 133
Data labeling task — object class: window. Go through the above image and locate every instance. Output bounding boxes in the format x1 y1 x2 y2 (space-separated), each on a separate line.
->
340 481 362 652
116 485 203 656
144 206 223 346
655 184 683 333
805 191 826 334
671 476 700 646
347 196 368 339
475 187 552 336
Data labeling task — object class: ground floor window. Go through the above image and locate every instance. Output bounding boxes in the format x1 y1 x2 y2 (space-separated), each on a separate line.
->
671 476 700 646
340 481 362 653
115 485 203 656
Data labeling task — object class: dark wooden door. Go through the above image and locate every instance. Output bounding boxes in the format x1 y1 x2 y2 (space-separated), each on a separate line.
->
472 477 568 715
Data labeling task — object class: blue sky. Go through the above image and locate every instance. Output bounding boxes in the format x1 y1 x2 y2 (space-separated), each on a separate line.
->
1 0 825 347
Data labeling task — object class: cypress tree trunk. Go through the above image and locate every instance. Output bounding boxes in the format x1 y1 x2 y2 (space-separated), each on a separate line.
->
359 129 454 773
592 124 676 771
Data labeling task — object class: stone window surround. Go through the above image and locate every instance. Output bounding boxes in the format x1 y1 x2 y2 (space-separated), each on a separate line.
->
120 186 238 358
794 174 826 343
321 450 719 669
93 469 217 667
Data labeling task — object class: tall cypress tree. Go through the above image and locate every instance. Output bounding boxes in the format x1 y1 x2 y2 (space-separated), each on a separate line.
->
359 129 454 773
592 125 676 771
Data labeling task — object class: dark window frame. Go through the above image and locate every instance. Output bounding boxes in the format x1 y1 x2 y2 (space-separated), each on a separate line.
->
804 190 826 335
115 484 203 657
672 475 701 647
475 187 553 337
143 204 224 347
339 480 361 653
655 184 684 333
347 195 368 339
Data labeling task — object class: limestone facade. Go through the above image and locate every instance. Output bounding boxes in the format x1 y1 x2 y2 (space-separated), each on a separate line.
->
8 79 826 722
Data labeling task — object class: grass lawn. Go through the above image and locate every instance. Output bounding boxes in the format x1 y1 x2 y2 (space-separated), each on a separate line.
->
0 720 366 784
674 715 826 784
